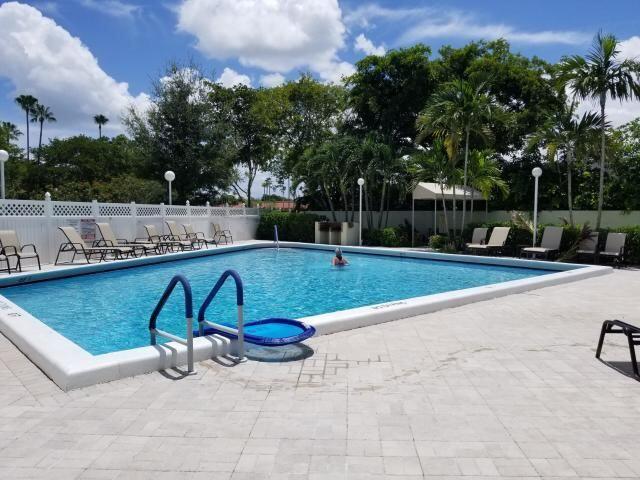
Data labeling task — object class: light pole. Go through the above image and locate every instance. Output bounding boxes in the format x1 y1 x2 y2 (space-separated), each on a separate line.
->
357 177 365 246
532 167 542 246
0 150 8 200
164 170 175 205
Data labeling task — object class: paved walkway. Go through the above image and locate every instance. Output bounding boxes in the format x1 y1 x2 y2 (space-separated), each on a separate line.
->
1 269 639 479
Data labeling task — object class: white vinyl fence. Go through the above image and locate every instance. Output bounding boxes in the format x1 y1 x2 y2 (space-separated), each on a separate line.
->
0 195 260 264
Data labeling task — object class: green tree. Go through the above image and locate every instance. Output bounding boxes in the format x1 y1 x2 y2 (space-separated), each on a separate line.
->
14 94 38 161
558 32 640 229
93 114 109 139
528 100 601 225
417 75 501 231
31 103 56 163
467 150 509 221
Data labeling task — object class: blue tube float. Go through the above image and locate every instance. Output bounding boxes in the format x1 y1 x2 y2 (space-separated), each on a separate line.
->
195 317 315 346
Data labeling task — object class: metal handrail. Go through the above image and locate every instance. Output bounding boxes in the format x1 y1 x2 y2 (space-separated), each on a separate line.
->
197 269 246 362
149 274 195 373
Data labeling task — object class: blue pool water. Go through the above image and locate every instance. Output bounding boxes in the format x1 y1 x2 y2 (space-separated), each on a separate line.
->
1 248 554 355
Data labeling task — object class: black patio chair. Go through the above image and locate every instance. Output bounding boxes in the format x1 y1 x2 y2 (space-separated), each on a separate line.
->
596 319 640 378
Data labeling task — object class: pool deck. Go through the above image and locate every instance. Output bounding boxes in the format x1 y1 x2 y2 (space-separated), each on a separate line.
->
1 261 639 478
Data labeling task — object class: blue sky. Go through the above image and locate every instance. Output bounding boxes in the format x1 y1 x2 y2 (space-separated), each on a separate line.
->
1 0 639 141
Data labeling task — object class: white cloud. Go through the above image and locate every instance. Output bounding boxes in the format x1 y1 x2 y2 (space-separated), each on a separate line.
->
216 68 252 88
354 33 385 56
176 0 352 83
0 2 149 135
344 4 425 29
260 73 286 88
398 10 589 46
77 0 142 19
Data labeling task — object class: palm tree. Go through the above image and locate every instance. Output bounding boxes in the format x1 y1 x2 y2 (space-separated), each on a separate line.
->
417 75 500 233
558 31 640 229
467 150 509 221
93 114 109 139
14 95 38 161
0 122 21 143
528 101 601 225
31 103 56 163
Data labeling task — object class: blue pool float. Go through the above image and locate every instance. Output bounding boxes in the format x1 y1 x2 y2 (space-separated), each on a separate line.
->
194 317 316 347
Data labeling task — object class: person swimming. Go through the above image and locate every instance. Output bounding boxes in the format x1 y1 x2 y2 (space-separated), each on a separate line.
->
332 247 349 266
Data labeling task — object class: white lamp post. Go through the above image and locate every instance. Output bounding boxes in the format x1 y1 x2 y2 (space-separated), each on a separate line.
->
532 167 542 246
357 177 365 246
0 150 8 200
164 170 175 205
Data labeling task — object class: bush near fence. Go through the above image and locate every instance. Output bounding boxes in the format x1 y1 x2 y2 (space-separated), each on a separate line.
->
256 211 325 243
461 222 640 264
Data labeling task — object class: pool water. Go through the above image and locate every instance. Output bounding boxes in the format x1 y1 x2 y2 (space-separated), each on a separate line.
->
1 248 553 354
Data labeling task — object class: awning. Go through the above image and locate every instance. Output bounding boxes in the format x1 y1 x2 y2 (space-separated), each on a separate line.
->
413 182 484 201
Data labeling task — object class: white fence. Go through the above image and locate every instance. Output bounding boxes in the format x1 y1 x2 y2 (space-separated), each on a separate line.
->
0 195 260 264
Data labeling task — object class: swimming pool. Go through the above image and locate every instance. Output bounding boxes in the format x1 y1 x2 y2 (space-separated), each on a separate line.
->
1 247 553 355
0 242 611 389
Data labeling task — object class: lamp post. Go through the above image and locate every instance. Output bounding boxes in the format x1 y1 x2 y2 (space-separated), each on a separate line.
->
0 150 8 200
164 170 175 205
357 177 365 246
532 167 542 246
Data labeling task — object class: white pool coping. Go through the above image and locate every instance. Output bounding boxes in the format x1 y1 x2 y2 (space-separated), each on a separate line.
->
0 241 611 390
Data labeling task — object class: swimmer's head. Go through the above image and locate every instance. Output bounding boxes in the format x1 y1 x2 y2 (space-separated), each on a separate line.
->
335 247 342 259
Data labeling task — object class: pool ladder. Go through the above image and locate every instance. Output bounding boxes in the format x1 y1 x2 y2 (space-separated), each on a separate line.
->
148 270 247 372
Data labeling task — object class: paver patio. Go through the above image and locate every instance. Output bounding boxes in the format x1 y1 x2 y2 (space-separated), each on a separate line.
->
0 268 639 479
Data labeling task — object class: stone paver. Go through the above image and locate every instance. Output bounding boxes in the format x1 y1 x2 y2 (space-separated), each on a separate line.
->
0 269 639 479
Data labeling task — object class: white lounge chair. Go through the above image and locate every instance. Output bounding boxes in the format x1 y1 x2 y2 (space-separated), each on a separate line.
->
144 224 187 253
599 232 626 266
212 223 233 244
56 226 130 264
96 223 156 256
183 224 217 248
467 227 510 256
165 221 203 250
0 230 40 271
521 226 563 260
466 227 488 250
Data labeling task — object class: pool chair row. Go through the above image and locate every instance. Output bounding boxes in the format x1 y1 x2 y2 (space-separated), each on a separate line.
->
0 230 41 274
54 222 233 265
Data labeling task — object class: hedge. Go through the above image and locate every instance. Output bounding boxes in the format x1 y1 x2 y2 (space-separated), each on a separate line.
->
256 211 325 243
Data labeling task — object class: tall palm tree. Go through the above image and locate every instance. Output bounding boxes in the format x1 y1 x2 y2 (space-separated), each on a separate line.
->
0 122 21 143
14 95 38 161
528 101 602 225
467 150 509 221
31 103 56 163
417 75 500 232
93 114 109 139
558 31 640 229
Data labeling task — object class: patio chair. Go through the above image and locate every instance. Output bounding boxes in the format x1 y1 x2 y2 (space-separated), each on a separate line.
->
0 230 41 272
467 227 510 256
96 223 156 256
165 221 204 250
465 227 488 250
144 225 187 253
576 231 599 262
596 319 639 378
212 223 233 244
598 232 626 266
521 226 563 260
55 226 127 265
183 223 217 248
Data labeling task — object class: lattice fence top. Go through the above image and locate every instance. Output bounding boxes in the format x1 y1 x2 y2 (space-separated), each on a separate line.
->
210 207 227 217
98 203 132 217
53 202 93 217
0 200 46 217
137 205 161 217
166 206 188 216
191 207 208 217
228 208 245 216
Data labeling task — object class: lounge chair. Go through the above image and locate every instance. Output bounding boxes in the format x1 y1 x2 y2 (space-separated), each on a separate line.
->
144 225 187 253
467 227 510 256
465 228 488 250
596 319 639 378
599 232 626 266
521 226 563 260
212 223 233 244
96 223 156 256
165 221 203 250
0 230 41 272
56 226 128 264
576 231 599 262
183 224 217 248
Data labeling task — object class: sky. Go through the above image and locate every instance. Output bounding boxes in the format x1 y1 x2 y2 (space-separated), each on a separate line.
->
0 0 639 174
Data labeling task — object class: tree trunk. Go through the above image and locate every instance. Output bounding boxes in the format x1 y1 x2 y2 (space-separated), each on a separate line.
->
340 185 349 222
377 179 387 229
439 184 450 238
25 110 30 162
451 185 457 240
470 194 474 223
37 119 43 164
461 125 470 232
596 94 606 230
99 124 102 139
322 183 337 221
567 149 574 226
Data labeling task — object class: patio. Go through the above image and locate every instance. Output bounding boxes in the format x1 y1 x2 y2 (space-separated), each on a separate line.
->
0 268 639 479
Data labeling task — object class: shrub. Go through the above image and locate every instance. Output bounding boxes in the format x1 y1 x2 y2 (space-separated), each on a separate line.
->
429 234 448 250
364 225 411 247
256 211 325 243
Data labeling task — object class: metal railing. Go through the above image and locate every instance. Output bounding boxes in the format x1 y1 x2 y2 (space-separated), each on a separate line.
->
149 274 195 373
197 269 246 363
